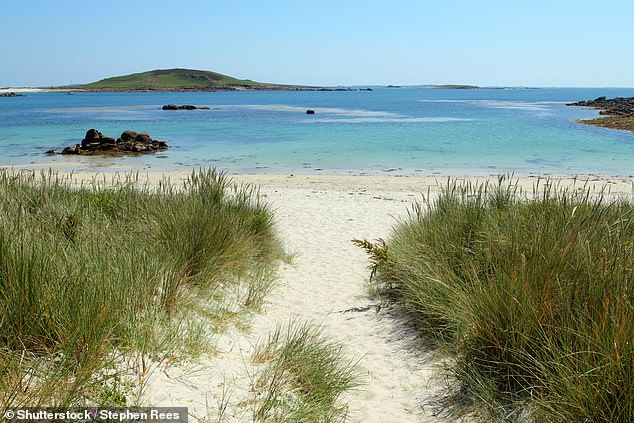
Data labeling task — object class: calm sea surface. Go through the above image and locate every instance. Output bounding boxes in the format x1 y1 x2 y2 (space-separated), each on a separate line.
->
1 87 633 176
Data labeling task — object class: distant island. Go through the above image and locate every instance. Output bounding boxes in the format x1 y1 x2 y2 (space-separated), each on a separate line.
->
386 84 480 89
2 72 533 93
63 68 355 92
431 84 480 89
567 97 634 133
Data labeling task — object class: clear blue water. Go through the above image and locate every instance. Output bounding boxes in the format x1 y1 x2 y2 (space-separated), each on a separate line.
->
1 87 633 176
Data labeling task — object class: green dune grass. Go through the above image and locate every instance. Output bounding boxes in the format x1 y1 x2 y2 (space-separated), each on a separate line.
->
357 177 634 421
0 169 284 408
251 320 361 422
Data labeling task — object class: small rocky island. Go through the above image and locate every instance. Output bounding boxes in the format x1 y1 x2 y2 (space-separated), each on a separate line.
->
162 104 209 110
0 92 25 97
47 129 168 155
567 96 634 133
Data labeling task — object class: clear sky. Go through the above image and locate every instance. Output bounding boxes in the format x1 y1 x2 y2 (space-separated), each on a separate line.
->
1 0 633 87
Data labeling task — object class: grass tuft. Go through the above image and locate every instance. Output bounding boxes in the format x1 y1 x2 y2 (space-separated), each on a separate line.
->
357 176 634 420
0 168 283 408
251 321 361 422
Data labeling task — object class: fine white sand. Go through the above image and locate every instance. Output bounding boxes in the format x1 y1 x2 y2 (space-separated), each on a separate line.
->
140 174 459 422
0 87 71 93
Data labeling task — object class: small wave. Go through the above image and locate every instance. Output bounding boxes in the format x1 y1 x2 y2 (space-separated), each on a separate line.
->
418 99 562 111
475 100 553 111
46 105 159 113
224 104 402 118
300 117 473 124
225 104 472 123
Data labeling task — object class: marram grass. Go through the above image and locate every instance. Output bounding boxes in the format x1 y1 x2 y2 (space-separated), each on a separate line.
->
0 168 283 408
251 320 362 422
358 177 634 421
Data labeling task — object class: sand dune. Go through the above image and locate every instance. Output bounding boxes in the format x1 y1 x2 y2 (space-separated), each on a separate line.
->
138 174 632 421
138 175 460 421
9 169 629 420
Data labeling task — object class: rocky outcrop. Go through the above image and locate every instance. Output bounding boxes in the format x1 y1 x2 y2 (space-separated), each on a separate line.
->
81 128 116 148
48 129 168 156
567 97 634 133
162 104 210 110
567 97 634 116
0 92 25 97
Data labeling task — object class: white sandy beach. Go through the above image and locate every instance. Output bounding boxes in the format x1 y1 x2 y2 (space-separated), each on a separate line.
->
129 173 630 422
138 174 459 422
5 169 633 421
0 87 72 93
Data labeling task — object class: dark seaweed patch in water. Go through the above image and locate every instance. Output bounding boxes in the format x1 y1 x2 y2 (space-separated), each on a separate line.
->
405 145 452 153
526 158 562 166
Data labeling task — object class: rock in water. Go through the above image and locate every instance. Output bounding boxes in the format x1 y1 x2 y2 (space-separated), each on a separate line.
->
120 130 137 142
84 128 102 140
134 132 152 143
58 129 169 156
162 104 210 110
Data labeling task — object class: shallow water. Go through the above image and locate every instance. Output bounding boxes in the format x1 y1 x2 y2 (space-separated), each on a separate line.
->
1 87 633 176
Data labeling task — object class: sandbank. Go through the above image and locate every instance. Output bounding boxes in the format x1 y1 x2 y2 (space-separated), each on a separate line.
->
0 87 72 93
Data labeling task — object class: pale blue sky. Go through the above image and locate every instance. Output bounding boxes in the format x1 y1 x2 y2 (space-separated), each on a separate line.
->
2 0 633 87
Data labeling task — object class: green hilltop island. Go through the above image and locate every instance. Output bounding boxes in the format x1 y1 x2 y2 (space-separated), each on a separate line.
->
65 68 356 92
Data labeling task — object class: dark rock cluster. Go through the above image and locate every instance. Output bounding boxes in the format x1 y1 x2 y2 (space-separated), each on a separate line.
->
0 92 25 97
567 96 634 116
46 129 168 156
162 104 210 110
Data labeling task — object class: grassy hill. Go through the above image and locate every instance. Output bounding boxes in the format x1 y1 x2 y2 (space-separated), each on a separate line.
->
71 68 302 91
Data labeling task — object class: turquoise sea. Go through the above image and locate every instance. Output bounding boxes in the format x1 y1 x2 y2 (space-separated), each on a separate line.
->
1 87 633 176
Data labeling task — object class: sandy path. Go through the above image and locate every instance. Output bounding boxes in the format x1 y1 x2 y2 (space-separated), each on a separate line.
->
142 178 456 422
133 173 632 421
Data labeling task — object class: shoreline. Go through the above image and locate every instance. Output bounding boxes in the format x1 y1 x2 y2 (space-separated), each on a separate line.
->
0 87 72 93
4 160 634 180
230 173 634 195
0 86 359 93
3 167 632 197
